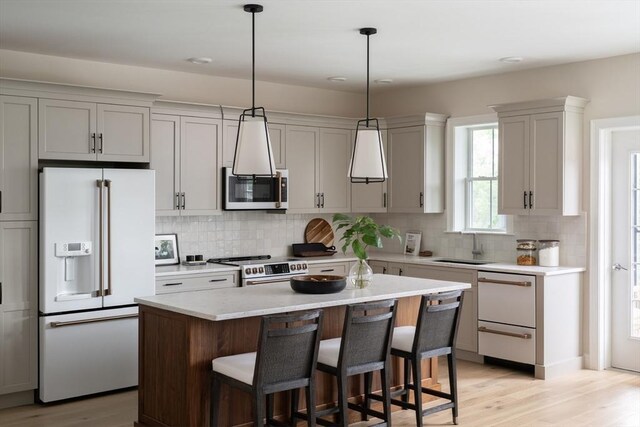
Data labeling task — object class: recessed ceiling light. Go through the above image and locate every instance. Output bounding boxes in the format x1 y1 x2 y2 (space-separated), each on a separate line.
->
187 57 213 65
327 76 347 82
374 78 393 84
499 56 523 64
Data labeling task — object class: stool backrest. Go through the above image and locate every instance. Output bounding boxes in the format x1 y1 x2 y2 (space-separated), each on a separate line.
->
254 310 323 391
413 290 464 357
339 299 397 374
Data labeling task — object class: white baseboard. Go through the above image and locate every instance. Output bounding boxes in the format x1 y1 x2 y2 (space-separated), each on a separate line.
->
535 356 583 380
0 390 34 410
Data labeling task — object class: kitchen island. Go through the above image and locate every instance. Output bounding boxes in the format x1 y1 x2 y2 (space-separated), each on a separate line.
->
134 274 470 427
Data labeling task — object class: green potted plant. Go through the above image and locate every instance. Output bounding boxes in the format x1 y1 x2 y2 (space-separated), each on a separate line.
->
332 213 401 289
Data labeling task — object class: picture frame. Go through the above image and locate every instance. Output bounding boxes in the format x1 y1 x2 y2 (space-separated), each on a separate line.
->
155 234 180 265
404 231 422 256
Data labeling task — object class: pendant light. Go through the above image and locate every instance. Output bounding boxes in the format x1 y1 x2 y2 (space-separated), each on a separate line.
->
232 4 276 177
348 27 388 184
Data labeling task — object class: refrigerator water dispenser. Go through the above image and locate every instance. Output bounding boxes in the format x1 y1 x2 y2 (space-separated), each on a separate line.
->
54 241 94 301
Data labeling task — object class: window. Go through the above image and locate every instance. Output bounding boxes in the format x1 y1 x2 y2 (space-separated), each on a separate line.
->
446 114 511 234
466 126 505 231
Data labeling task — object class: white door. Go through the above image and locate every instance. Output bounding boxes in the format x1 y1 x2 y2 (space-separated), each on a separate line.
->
180 117 221 215
285 125 319 213
498 115 529 215
102 169 155 307
388 126 425 213
319 128 351 212
151 114 180 216
96 104 150 163
529 112 563 215
611 128 640 372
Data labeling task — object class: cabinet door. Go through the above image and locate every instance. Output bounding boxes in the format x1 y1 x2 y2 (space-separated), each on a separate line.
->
499 116 530 215
369 260 388 274
38 99 97 161
180 117 221 215
387 262 404 276
222 121 286 169
388 126 425 213
529 112 564 215
150 115 180 216
319 128 351 213
0 221 37 395
351 130 388 213
97 104 150 162
308 262 349 276
285 125 319 213
0 96 37 221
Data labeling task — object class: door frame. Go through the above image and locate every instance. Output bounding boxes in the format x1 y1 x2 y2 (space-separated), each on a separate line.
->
588 116 640 370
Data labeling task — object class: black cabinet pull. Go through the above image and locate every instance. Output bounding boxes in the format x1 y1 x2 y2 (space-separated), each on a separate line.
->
383 192 387 208
320 269 334 273
90 133 96 153
398 268 403 276
523 191 527 209
419 192 424 208
181 193 186 209
529 191 533 209
0 282 2 304
209 278 227 283
98 133 104 153
163 282 183 287
382 267 387 274
321 193 325 208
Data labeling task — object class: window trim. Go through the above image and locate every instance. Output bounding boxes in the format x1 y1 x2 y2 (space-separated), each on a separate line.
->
446 114 513 235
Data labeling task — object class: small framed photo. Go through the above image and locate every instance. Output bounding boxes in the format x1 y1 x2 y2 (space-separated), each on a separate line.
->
404 231 422 256
155 234 180 265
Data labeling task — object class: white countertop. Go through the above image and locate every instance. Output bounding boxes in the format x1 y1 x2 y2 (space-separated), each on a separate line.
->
155 263 240 277
155 253 584 278
136 274 470 321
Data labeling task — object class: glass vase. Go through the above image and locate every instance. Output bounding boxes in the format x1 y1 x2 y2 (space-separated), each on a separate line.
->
349 259 373 289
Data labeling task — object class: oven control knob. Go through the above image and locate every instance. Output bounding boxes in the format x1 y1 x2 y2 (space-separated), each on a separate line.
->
252 268 258 274
297 264 302 270
245 268 251 275
291 265 297 271
302 263 307 269
258 267 264 273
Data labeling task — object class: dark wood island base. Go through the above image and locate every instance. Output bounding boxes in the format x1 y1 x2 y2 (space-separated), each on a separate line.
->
136 296 440 427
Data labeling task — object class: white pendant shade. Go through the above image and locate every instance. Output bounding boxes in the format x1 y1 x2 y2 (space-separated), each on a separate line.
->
232 117 276 176
348 128 388 179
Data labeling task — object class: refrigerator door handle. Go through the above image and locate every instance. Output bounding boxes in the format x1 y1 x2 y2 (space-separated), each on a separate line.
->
49 313 139 328
96 179 105 298
105 179 112 296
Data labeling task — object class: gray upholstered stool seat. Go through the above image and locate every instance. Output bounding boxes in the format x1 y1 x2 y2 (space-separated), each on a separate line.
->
210 310 323 427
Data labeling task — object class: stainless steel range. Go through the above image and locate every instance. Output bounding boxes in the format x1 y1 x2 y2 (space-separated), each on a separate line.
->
208 255 309 286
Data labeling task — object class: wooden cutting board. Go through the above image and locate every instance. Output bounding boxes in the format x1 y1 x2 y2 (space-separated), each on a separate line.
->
304 218 335 246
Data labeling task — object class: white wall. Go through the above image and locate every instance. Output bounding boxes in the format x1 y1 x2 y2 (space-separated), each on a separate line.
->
0 49 364 117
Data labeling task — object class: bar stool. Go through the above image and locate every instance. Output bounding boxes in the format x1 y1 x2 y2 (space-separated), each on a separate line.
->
389 290 463 426
210 310 323 427
311 300 397 427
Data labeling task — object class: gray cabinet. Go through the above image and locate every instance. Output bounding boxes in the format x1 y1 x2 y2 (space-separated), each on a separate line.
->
387 114 446 213
156 271 238 294
0 96 37 221
39 99 150 162
286 125 320 213
151 114 222 216
492 96 588 216
0 221 38 395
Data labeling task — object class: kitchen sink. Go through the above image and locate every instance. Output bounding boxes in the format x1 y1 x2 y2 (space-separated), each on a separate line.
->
432 258 493 265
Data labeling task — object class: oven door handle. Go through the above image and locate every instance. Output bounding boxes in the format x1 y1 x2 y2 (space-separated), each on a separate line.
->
245 278 294 286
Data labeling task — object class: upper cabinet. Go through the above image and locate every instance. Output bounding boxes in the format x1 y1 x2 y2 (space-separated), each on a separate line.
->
151 102 222 216
387 114 447 213
285 125 351 214
491 96 588 216
0 96 38 221
39 99 150 162
351 129 388 213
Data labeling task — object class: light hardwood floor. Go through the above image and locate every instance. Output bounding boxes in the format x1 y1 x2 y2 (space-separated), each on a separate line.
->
0 359 638 427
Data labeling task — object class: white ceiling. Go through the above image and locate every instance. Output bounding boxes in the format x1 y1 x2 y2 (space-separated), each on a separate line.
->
0 0 639 91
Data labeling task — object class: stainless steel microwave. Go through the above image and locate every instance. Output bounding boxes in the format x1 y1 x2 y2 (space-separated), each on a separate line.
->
223 167 288 210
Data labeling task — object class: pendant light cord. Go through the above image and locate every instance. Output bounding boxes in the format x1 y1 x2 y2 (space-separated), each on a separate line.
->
251 9 256 117
366 32 370 127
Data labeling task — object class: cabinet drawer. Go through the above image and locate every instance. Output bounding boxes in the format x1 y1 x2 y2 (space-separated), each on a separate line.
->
478 320 535 365
308 262 349 276
478 271 535 327
156 273 237 294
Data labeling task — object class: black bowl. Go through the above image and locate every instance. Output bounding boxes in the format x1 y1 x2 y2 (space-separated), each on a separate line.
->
290 275 347 294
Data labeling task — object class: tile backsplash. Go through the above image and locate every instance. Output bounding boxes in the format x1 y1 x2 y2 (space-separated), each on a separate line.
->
156 211 586 267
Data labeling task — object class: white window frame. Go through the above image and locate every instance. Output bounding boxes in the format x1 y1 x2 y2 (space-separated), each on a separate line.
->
465 125 504 232
446 114 513 235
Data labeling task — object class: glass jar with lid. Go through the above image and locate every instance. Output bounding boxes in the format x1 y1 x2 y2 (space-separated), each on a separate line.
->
538 240 560 267
516 239 537 266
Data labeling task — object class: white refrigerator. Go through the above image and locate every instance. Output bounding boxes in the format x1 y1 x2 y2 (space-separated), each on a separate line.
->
39 167 155 402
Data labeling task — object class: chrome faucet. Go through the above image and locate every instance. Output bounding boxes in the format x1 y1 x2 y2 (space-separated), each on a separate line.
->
471 233 484 260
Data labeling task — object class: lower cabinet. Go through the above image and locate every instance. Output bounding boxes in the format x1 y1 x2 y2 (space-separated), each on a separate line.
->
156 271 238 295
402 264 477 353
369 260 388 274
0 221 37 396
